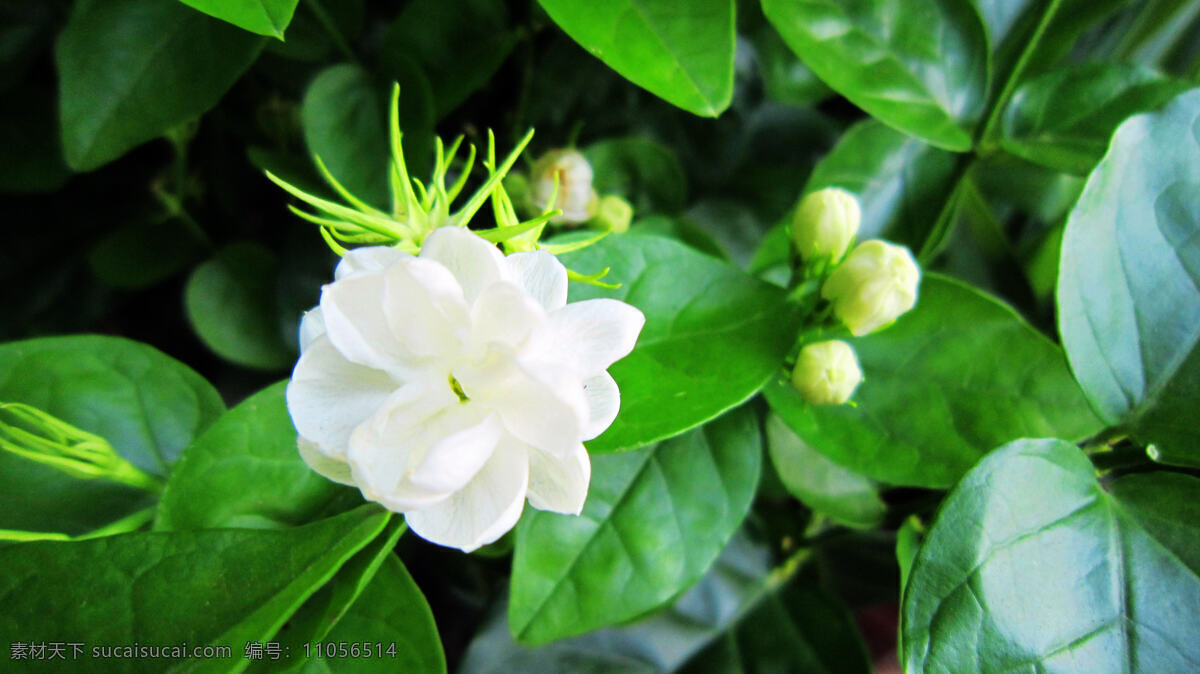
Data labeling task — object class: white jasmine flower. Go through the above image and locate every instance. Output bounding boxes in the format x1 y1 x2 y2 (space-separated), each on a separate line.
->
532 149 598 223
821 240 919 336
287 226 644 551
790 340 862 406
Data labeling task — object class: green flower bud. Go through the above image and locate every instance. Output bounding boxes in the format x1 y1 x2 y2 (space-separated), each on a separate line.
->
791 340 863 405
821 240 920 336
593 194 633 233
791 187 861 263
532 149 598 223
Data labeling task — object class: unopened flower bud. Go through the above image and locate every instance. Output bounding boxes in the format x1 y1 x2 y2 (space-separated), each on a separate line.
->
791 340 863 405
791 187 861 263
593 195 633 233
532 149 598 223
821 240 919 336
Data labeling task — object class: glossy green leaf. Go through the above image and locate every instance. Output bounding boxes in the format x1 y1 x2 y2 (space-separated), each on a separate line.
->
89 217 208 289
804 119 960 250
265 0 363 62
178 0 299 38
508 405 762 644
0 505 390 673
560 234 797 453
583 137 687 214
537 0 736 117
155 382 344 531
380 0 515 117
464 531 772 672
185 242 294 371
902 438 1200 672
633 215 728 260
295 555 446 673
1057 87 1200 467
748 21 832 107
762 0 989 151
1000 62 1189 174
301 64 390 210
767 275 1103 488
0 336 224 534
56 0 266 171
765 412 885 529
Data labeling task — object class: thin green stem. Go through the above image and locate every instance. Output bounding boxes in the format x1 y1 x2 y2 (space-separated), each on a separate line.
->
976 0 1065 147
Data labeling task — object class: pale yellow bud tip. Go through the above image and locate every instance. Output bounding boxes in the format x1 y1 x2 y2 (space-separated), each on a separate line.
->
791 187 861 263
821 239 919 336
791 340 863 405
594 195 633 233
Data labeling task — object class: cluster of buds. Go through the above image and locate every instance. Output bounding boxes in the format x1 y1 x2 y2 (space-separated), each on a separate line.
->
787 188 920 406
507 149 633 234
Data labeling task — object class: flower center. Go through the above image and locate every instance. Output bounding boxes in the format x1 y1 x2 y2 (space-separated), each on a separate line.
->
448 374 470 403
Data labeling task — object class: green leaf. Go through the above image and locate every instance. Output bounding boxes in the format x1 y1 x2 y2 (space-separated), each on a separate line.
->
89 216 208 289
185 242 294 371
747 21 832 107
463 531 773 672
804 119 960 250
633 215 729 260
380 0 515 117
0 84 71 194
1000 62 1189 174
0 335 224 534
537 0 736 117
902 438 1200 672
767 275 1103 488
301 64 390 210
1057 87 1200 467
56 0 266 171
508 405 762 644
765 412 885 529
178 0 299 38
762 0 989 151
560 233 796 453
295 555 447 673
0 505 390 673
155 382 345 531
582 137 688 214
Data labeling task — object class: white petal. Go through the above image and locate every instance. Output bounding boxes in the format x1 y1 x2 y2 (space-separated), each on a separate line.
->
526 442 590 515
297 306 325 352
407 411 503 493
382 258 471 359
334 245 410 280
405 439 529 552
470 281 546 349
287 335 397 458
297 437 356 486
506 250 568 311
545 298 646 377
455 350 588 457
581 372 620 441
320 267 413 371
419 226 507 303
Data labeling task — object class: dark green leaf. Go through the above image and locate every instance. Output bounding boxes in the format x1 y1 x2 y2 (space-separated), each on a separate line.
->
1057 87 1200 466
89 217 208 289
155 382 345 531
178 0 299 38
632 215 728 260
748 21 832 107
804 119 960 249
583 137 687 214
762 0 989 151
380 0 515 117
765 412 885 529
1000 62 1189 174
0 85 71 193
56 0 266 171
301 64 390 210
537 0 736 117
0 505 390 673
903 438 1200 672
185 242 294 371
561 234 796 453
767 275 1103 488
0 335 224 534
508 405 762 644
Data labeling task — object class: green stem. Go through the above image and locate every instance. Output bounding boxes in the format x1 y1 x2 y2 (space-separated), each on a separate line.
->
306 0 355 63
976 0 1065 148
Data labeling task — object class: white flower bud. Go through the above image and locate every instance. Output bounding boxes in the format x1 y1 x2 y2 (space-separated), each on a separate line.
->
594 195 633 233
821 240 920 336
532 149 598 223
791 340 863 406
791 187 861 263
